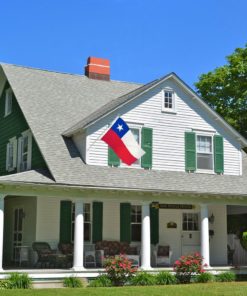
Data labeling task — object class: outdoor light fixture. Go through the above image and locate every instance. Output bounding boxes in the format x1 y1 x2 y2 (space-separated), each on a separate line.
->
209 213 215 224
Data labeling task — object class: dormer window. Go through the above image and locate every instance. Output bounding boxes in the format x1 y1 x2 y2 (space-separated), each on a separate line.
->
162 89 176 113
5 88 12 116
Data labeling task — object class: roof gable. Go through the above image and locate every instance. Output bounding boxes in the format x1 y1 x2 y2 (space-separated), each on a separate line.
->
64 72 247 148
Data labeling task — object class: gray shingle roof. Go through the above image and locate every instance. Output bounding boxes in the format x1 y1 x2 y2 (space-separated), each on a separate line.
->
0 63 140 183
0 63 247 197
0 169 54 184
0 159 246 197
63 77 163 136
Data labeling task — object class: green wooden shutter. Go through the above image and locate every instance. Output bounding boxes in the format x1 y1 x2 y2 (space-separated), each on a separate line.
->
185 132 196 171
150 203 159 245
60 201 72 243
108 148 120 167
214 135 224 174
141 127 153 169
120 203 131 243
92 202 103 243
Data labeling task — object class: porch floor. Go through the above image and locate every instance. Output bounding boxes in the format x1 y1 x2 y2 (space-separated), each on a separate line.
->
1 266 247 280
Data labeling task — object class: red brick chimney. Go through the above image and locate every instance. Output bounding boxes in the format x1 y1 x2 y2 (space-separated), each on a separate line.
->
85 57 110 81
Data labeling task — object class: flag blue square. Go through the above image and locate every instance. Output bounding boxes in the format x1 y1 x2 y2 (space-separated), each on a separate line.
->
111 117 129 138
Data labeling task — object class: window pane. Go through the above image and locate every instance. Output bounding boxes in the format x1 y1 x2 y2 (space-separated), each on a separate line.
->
130 128 140 144
84 223 91 241
131 224 141 241
14 209 18 231
9 143 14 168
182 213 199 231
197 136 212 153
164 91 173 109
197 153 213 170
23 136 28 153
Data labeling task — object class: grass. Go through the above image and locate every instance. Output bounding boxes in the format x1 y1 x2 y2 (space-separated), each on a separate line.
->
1 283 247 296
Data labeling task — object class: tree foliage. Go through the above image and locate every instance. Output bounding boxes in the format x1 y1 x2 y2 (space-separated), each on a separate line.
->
195 44 247 138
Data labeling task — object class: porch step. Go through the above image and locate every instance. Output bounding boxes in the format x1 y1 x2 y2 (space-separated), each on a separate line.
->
32 280 64 289
32 277 88 289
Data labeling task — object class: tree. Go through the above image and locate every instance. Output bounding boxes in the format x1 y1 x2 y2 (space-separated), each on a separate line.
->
195 44 247 139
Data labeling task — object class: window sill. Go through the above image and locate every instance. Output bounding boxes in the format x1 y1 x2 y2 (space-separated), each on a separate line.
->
4 113 11 118
161 109 177 114
196 169 215 175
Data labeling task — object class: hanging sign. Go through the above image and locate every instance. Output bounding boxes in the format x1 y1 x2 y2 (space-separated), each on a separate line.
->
151 202 193 210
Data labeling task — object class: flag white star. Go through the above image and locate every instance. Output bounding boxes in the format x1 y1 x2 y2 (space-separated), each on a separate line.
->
117 124 123 132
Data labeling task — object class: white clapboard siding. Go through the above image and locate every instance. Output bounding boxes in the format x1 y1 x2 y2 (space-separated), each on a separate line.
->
36 197 60 249
84 78 241 175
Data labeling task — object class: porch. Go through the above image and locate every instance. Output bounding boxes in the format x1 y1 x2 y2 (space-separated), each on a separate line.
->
0 188 246 274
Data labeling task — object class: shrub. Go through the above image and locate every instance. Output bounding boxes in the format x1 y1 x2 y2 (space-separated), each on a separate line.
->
241 231 247 250
88 275 112 287
7 273 32 289
104 254 137 286
130 271 156 286
216 272 236 282
155 272 177 285
174 253 205 284
195 272 215 283
0 280 9 289
63 276 83 288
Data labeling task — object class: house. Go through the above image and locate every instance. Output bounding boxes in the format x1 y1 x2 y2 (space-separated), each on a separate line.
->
0 57 247 279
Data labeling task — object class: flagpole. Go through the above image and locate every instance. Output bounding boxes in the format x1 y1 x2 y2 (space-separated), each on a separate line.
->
86 115 120 153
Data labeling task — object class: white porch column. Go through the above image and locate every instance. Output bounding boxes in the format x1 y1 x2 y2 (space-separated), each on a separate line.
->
0 195 5 271
73 199 85 271
200 204 210 268
141 202 151 270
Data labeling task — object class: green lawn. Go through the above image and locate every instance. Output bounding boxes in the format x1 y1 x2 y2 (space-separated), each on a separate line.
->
1 283 247 296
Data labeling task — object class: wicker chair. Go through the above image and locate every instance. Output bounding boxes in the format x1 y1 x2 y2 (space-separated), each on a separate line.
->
32 242 66 268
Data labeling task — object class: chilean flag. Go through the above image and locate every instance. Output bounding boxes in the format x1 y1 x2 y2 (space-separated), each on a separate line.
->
101 117 145 166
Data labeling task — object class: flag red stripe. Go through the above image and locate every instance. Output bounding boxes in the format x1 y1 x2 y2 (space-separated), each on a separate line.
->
102 129 137 165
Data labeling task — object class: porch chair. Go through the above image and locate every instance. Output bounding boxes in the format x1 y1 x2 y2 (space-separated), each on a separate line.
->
152 245 172 267
32 242 60 268
58 243 74 267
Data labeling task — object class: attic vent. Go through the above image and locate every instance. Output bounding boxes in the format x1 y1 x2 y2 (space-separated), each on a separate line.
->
85 57 110 81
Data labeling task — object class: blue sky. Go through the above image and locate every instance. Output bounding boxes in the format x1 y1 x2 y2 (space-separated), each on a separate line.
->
1 0 246 88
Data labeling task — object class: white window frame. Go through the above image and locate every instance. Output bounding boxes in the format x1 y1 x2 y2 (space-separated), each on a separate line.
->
196 132 214 173
71 203 91 242
161 88 176 113
182 212 199 231
131 205 142 242
6 137 17 172
120 124 142 168
4 88 13 117
17 130 32 172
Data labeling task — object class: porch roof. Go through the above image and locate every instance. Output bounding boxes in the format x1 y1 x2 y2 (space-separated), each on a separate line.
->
0 160 246 197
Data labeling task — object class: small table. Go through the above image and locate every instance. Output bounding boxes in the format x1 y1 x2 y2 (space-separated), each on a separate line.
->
126 255 140 267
